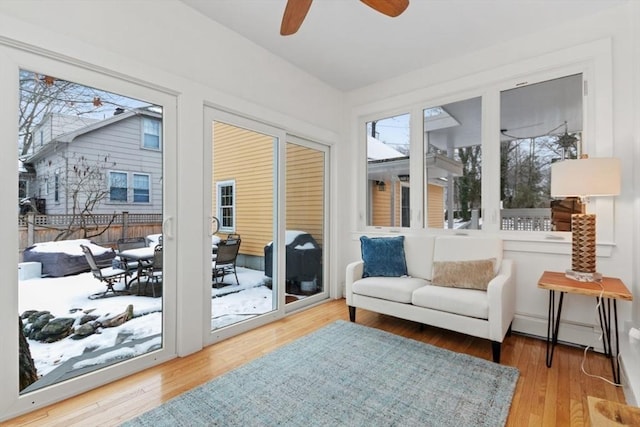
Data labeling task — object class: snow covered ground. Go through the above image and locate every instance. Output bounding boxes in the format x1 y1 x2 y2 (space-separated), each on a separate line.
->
19 266 272 380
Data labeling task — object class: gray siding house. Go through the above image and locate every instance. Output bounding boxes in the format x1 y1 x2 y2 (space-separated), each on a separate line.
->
22 108 162 215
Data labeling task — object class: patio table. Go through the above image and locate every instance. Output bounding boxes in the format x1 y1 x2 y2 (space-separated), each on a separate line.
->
118 247 154 289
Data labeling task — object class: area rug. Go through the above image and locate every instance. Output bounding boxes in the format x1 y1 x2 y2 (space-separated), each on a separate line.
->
122 320 519 427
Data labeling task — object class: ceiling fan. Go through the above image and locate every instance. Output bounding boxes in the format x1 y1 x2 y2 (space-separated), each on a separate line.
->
280 0 410 36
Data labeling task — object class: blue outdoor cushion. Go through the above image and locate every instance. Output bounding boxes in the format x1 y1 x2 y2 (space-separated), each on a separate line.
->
360 235 408 278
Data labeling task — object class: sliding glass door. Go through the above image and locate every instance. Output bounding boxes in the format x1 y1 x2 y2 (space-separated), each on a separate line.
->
284 138 328 308
203 109 330 343
2 49 177 420
204 107 283 343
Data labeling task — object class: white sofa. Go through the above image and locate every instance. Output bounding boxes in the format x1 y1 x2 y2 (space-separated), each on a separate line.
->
345 234 515 362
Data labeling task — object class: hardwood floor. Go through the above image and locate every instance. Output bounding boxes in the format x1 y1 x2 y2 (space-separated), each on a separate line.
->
4 299 626 426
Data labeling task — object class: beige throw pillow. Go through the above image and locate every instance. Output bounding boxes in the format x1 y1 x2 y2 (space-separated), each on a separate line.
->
431 258 496 291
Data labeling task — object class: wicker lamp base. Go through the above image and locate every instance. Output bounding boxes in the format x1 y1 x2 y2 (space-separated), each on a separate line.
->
566 213 601 282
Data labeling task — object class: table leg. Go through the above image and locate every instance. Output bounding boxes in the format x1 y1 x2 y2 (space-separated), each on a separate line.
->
546 290 564 368
596 297 621 384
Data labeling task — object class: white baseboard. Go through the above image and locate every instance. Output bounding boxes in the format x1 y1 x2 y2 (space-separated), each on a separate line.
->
512 313 604 353
619 331 640 406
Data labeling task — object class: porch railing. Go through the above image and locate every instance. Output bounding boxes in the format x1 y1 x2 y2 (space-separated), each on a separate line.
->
500 208 552 231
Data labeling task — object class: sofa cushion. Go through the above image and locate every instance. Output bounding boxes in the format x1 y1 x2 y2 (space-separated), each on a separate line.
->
403 235 436 280
431 258 496 290
352 276 428 303
412 284 489 319
360 236 408 278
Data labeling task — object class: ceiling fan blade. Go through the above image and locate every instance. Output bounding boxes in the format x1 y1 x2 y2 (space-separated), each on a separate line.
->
360 0 409 17
280 0 313 36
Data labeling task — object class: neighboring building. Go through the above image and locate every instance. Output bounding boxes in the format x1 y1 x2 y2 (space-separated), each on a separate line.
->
212 121 324 265
22 108 162 215
366 135 462 228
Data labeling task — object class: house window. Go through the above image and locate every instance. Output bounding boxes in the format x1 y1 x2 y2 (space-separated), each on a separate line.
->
133 173 150 203
18 180 27 199
109 171 128 202
217 181 235 231
142 117 161 150
54 172 59 203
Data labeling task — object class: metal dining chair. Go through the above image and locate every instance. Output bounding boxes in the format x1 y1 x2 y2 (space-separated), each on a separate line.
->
212 237 241 286
80 244 128 299
139 244 163 297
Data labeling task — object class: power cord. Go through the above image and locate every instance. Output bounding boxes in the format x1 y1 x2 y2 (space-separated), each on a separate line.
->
580 281 623 387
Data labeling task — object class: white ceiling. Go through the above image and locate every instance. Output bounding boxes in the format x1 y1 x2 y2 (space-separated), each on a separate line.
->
179 0 626 91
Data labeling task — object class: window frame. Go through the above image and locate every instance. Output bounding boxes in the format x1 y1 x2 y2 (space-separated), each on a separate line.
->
108 170 128 203
142 116 162 150
132 172 150 203
356 39 614 253
54 170 59 203
216 179 236 232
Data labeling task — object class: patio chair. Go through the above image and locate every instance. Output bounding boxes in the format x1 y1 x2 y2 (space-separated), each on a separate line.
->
212 236 241 287
116 237 149 277
138 244 163 297
80 244 128 299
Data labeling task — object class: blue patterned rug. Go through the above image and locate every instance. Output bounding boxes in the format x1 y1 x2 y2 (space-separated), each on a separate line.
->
123 320 519 427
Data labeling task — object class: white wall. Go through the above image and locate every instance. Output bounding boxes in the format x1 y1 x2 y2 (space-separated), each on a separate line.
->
0 0 343 420
340 2 638 346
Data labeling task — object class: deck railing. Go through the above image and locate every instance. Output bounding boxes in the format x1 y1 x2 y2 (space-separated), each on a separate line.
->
500 208 552 231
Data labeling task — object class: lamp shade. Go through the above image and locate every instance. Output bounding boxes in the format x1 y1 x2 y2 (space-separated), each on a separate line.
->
550 157 621 198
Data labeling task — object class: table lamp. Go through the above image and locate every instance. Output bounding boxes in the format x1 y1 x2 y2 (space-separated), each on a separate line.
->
550 156 621 282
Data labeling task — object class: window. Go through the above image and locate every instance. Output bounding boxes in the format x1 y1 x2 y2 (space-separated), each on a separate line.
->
217 180 235 231
499 74 583 232
424 97 482 230
366 113 410 227
142 117 161 150
54 172 59 203
109 171 127 202
18 180 27 199
133 173 150 203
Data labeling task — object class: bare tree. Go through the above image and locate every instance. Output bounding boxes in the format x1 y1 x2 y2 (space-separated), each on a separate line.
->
54 153 118 241
19 69 147 155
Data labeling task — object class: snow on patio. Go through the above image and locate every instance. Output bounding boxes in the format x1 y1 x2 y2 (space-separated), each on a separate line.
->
20 265 272 379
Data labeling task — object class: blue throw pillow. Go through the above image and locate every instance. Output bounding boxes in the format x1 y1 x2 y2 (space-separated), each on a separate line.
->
360 236 408 278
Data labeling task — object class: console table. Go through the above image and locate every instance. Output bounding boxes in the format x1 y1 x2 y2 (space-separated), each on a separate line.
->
537 271 632 385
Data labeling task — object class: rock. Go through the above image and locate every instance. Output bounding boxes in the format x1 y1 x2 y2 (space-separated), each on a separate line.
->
71 322 97 339
28 313 54 339
38 318 75 343
101 305 134 328
79 314 99 325
20 310 38 320
28 310 51 324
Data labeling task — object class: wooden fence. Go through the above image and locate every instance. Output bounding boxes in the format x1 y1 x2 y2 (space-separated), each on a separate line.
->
19 212 162 253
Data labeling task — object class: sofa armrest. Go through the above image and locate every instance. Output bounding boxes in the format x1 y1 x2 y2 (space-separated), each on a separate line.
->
345 260 364 305
487 258 516 342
